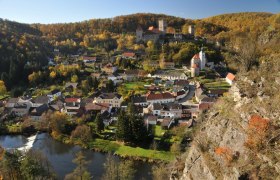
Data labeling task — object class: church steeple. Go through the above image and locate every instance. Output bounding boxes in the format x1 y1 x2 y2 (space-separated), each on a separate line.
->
199 45 206 70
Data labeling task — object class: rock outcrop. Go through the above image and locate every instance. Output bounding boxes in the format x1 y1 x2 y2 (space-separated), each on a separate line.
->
178 59 280 180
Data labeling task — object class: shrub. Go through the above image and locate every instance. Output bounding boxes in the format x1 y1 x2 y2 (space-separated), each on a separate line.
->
245 115 269 151
215 147 233 165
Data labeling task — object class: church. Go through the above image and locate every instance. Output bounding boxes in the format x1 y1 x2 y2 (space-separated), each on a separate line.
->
190 48 207 77
191 48 207 70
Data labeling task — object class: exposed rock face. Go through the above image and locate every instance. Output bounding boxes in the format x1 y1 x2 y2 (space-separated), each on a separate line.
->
178 70 280 180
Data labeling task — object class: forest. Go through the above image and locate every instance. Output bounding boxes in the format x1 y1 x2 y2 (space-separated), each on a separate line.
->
0 12 279 92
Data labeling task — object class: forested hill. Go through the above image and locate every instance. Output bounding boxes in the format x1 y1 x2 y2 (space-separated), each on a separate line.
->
0 19 52 89
34 13 186 39
33 12 279 50
0 12 279 90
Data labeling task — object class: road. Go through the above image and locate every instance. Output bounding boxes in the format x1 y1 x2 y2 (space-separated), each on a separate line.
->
178 85 196 105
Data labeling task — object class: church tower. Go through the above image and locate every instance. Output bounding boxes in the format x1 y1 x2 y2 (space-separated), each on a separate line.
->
158 19 167 34
136 26 143 42
199 47 207 70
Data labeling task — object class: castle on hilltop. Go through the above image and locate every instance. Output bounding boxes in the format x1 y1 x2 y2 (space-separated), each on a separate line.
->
136 19 195 43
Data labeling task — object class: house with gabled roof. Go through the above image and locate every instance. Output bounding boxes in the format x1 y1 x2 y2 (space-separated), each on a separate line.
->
30 104 49 120
5 98 19 108
226 73 236 85
94 93 123 107
101 63 118 74
145 115 158 125
63 97 81 115
121 52 137 60
31 96 50 108
12 102 32 117
146 92 175 104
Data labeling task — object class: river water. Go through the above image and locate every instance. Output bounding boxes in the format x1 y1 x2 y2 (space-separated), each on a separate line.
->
0 133 153 180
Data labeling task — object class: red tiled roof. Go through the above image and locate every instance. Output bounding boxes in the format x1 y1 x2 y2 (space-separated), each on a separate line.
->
147 92 174 101
148 26 155 31
83 56 96 61
193 54 200 59
226 73 235 81
65 98 80 103
122 52 135 57
85 103 110 111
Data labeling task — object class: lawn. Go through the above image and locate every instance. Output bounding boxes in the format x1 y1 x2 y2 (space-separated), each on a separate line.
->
153 125 166 138
124 81 150 91
204 81 231 90
88 138 175 162
118 80 151 99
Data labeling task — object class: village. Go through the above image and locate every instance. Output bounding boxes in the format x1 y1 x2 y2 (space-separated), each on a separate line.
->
0 19 235 160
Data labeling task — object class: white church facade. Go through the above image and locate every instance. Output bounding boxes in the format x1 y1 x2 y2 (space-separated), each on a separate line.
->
191 48 207 71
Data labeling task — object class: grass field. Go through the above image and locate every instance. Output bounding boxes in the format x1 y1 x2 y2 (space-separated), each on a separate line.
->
204 81 231 90
118 80 151 99
88 138 175 162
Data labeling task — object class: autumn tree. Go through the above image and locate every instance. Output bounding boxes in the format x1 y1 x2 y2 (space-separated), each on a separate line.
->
65 151 91 180
20 150 55 179
233 37 259 72
49 112 69 136
245 115 270 151
49 71 57 79
0 80 7 95
152 163 170 180
102 153 135 180
71 125 92 144
71 75 79 83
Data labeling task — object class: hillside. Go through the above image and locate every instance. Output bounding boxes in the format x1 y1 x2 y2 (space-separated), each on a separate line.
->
0 19 52 89
0 12 279 86
172 55 280 179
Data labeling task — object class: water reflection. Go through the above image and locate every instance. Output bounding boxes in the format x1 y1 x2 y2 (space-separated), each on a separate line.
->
0 133 153 180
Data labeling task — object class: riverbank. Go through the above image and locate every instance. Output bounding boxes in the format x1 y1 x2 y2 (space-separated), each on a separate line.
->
52 133 175 162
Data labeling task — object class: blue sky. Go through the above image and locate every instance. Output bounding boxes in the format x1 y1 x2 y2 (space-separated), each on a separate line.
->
0 0 279 24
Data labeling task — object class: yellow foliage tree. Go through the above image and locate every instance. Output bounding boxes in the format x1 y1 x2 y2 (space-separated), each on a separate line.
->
0 80 7 95
49 71 57 79
71 75 78 83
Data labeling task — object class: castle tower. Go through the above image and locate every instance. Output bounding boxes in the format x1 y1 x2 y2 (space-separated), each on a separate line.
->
188 25 195 36
136 26 143 42
199 47 207 70
158 19 167 34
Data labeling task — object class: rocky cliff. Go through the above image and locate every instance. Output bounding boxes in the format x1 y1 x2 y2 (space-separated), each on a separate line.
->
178 56 280 180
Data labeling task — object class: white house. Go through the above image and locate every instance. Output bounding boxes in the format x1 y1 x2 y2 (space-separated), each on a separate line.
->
63 98 81 115
226 73 236 85
94 93 123 108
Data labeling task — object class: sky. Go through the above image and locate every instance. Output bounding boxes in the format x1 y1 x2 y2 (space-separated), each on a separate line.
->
0 0 279 24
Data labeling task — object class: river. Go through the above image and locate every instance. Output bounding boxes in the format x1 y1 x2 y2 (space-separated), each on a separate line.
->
0 133 153 180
